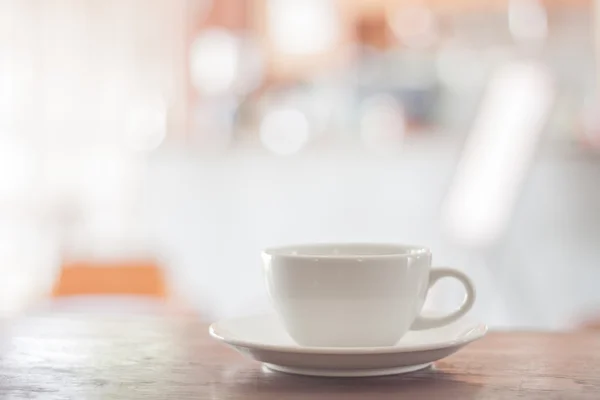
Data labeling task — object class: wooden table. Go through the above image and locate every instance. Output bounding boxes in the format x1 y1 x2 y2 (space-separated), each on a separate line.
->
1 313 599 399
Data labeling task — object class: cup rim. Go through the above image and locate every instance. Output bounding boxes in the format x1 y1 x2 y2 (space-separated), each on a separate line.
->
262 242 431 259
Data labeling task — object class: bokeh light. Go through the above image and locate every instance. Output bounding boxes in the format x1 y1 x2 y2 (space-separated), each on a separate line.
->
442 61 554 247
190 29 263 97
124 97 167 152
389 3 438 49
508 0 548 45
260 107 310 155
190 29 240 96
359 94 406 154
268 0 339 55
0 217 60 318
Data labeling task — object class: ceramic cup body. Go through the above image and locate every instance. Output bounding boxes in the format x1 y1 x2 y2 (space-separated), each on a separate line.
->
262 243 475 348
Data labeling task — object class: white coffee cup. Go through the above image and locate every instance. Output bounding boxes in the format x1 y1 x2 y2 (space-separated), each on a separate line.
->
262 243 475 347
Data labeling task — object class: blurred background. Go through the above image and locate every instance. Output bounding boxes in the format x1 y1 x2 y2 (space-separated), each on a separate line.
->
1 0 600 331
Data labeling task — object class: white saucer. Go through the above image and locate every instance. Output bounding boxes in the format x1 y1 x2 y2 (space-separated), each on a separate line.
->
209 313 487 377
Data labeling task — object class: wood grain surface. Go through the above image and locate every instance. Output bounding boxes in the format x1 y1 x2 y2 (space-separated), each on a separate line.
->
1 313 599 399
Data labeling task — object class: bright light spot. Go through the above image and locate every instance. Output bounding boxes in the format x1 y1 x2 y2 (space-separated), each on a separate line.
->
124 97 167 152
268 0 339 55
508 0 548 44
389 3 438 48
0 137 37 199
190 29 263 96
0 273 38 317
190 29 239 95
442 61 554 247
0 221 59 318
359 94 405 154
260 107 309 155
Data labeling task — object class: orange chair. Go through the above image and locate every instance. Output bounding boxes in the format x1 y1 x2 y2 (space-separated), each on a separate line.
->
50 256 198 317
52 259 168 299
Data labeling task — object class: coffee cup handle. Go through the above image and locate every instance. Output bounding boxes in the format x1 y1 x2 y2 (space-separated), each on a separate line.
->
410 267 476 330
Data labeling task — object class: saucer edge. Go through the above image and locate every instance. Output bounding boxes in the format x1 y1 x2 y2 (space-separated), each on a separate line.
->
209 314 488 355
